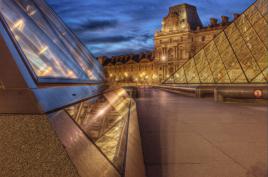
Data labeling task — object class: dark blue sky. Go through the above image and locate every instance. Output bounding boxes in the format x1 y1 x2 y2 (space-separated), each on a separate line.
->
46 0 254 57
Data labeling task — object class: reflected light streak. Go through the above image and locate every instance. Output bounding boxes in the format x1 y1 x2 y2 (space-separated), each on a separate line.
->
39 46 48 55
67 70 76 78
12 19 24 31
39 66 52 76
14 35 20 41
29 10 37 16
26 5 37 16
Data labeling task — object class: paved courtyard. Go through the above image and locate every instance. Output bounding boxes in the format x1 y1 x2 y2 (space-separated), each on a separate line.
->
136 88 267 177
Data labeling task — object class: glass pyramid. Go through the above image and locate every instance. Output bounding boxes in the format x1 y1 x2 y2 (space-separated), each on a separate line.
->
164 0 268 85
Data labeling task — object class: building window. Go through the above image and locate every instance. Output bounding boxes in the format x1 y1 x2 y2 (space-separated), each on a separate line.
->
201 36 206 42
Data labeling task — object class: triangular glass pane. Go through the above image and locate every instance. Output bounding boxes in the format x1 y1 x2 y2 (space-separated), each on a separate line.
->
233 72 248 83
251 72 267 83
228 68 244 83
96 118 128 174
216 69 231 83
261 67 268 81
245 67 262 82
256 52 268 71
199 67 214 83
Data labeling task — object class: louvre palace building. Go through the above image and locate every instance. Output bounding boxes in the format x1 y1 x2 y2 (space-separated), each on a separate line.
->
98 3 239 84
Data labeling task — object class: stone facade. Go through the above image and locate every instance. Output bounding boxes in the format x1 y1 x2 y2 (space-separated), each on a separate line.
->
99 3 237 84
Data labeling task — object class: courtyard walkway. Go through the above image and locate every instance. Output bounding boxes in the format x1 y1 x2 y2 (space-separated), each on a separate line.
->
136 88 267 177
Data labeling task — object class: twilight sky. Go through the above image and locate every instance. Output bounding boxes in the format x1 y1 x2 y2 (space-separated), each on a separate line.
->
46 0 254 57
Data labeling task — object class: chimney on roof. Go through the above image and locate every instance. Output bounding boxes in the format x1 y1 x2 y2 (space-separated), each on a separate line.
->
97 56 106 65
221 16 229 25
210 18 218 27
233 13 240 20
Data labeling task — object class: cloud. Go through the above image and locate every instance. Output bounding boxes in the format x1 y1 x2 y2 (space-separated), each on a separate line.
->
140 34 154 41
72 19 119 33
83 35 135 44
47 0 254 56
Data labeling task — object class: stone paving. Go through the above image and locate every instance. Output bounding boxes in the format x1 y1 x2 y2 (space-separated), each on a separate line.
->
136 88 268 177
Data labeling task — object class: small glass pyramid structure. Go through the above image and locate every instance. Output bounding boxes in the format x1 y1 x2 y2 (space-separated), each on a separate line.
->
65 89 131 174
164 0 268 85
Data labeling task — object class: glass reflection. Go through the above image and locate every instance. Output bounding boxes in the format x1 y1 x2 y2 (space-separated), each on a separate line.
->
33 0 104 80
0 0 104 82
65 89 130 173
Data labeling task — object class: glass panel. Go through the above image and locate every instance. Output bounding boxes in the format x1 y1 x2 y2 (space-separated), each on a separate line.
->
184 59 199 83
220 47 243 82
242 27 268 70
216 70 230 83
18 0 102 81
228 66 244 83
254 17 268 48
174 68 187 83
194 50 208 73
214 32 229 54
0 0 89 79
245 5 262 25
96 118 128 171
234 72 248 83
217 69 230 83
258 52 268 71
33 0 103 80
225 24 241 44
65 89 130 173
262 66 268 81
235 14 251 34
205 43 225 80
230 36 261 80
255 0 268 21
15 0 67 53
204 42 216 55
224 23 237 39
199 67 214 83
220 47 236 69
251 71 267 83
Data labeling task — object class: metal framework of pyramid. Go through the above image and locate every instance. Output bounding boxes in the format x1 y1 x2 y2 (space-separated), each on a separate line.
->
163 0 268 85
0 0 107 114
